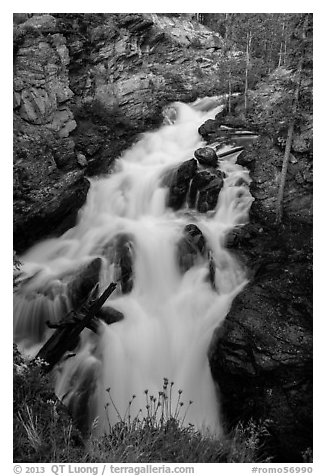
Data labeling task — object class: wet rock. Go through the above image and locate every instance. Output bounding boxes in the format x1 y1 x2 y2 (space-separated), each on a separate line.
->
236 149 256 171
177 224 206 273
210 261 312 461
166 159 198 210
211 218 313 462
194 147 218 167
198 119 235 143
88 306 124 332
188 170 214 208
198 119 218 139
197 173 224 213
14 166 90 253
103 233 135 294
188 169 224 212
96 307 124 326
67 258 102 309
65 357 100 435
177 224 216 289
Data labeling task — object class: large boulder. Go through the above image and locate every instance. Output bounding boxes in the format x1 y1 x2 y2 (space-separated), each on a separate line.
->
194 147 218 167
188 169 224 213
188 170 215 208
67 258 102 309
166 159 198 210
176 224 216 288
176 224 206 273
197 175 224 213
103 233 134 294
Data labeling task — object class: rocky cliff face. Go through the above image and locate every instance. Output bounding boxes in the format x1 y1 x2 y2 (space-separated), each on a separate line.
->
238 137 313 226
200 107 313 461
210 220 312 462
13 13 223 252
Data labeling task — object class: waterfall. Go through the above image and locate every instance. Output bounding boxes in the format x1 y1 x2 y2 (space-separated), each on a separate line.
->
14 97 253 437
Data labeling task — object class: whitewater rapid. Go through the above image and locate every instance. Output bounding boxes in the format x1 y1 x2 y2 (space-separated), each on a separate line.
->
14 97 253 436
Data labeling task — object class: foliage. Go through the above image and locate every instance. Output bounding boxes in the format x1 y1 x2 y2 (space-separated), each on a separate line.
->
13 345 84 462
244 68 298 136
14 348 271 463
196 13 312 101
86 414 270 463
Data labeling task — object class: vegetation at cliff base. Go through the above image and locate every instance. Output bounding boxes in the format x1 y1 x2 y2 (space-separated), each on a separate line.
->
14 346 270 463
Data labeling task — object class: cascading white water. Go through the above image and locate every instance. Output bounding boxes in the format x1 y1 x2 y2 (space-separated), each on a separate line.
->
14 97 253 437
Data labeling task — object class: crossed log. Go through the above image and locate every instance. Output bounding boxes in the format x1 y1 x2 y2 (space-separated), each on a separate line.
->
35 282 120 372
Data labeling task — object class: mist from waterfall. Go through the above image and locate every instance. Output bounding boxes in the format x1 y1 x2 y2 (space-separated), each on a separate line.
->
14 96 253 437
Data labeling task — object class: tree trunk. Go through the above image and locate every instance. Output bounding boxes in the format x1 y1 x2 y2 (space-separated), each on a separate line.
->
283 37 288 67
244 31 252 113
224 13 232 114
275 121 295 224
275 14 308 224
35 282 117 372
278 18 286 67
228 69 232 113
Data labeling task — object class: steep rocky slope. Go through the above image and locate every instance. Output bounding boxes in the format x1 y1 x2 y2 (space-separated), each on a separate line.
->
201 102 312 461
13 13 223 252
13 14 313 462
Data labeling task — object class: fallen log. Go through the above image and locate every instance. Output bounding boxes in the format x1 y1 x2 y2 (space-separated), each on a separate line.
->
35 282 117 372
217 146 244 159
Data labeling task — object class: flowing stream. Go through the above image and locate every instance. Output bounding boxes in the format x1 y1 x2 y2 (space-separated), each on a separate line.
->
14 97 253 437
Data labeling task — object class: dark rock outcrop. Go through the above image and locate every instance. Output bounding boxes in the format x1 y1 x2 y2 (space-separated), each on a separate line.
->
238 137 313 226
13 16 89 252
197 174 224 213
14 13 224 252
194 147 218 167
210 221 312 462
111 234 134 294
203 91 313 461
177 224 206 273
176 223 216 288
67 258 102 309
188 169 224 212
166 159 198 210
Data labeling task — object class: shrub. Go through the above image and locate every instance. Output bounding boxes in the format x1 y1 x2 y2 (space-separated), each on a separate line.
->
13 345 84 462
14 356 270 463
